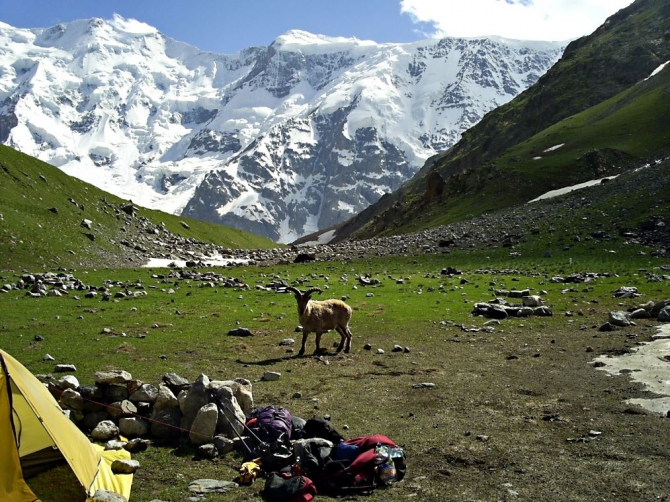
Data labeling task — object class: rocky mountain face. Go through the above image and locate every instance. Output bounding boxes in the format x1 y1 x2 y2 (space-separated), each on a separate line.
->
0 16 564 242
333 0 670 242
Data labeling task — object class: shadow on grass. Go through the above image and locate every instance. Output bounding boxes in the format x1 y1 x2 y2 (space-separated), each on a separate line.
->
235 355 296 365
235 351 335 365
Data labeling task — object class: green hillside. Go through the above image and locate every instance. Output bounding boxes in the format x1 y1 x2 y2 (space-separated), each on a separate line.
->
334 0 670 241
0 145 277 270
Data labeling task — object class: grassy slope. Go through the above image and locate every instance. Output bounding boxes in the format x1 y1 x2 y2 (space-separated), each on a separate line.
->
0 145 277 270
383 64 670 235
336 0 670 241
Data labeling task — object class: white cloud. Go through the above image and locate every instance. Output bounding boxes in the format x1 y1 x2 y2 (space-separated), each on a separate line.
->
400 0 636 42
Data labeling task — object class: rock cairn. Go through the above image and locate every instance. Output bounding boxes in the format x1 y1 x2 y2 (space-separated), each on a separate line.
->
43 369 254 453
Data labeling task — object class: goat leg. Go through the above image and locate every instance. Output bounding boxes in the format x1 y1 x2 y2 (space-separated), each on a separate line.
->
334 326 346 352
298 330 309 356
314 331 325 354
344 327 352 353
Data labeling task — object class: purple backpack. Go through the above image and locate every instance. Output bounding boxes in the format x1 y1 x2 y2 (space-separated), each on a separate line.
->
251 405 293 442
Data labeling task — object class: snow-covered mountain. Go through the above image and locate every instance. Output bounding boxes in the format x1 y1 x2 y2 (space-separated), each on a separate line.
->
0 15 565 242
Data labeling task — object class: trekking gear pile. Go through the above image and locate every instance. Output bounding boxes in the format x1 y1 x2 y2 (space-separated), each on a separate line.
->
212 403 407 500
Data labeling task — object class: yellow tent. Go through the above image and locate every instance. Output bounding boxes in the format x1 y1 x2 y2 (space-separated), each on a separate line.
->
0 349 133 501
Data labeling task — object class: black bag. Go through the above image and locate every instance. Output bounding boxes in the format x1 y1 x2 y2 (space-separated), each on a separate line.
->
302 417 344 443
257 432 295 471
263 472 317 502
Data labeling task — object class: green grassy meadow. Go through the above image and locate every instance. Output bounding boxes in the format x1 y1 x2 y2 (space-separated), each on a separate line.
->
2 250 669 501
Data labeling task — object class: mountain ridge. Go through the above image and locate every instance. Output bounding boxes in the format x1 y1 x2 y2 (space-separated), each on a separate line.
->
0 17 564 242
332 0 670 242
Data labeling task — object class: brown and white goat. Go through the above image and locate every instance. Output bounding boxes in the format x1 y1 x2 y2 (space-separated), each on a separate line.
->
286 286 353 356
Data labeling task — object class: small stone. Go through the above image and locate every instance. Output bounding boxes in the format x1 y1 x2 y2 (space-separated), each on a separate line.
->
279 338 295 346
43 353 55 361
91 420 119 441
94 370 132 385
214 436 235 455
608 311 631 327
111 459 140 474
104 440 127 451
227 328 252 337
90 489 127 502
392 345 403 352
262 371 281 381
292 392 302 399
124 438 150 453
412 382 435 389
58 375 80 390
364 343 372 350
188 479 238 494
376 348 385 354
197 444 218 459
54 364 76 373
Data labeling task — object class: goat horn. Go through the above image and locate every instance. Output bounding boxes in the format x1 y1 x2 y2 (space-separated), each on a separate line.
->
305 287 322 296
285 286 302 295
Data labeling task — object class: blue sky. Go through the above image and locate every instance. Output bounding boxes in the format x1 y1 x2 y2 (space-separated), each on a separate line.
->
0 0 636 54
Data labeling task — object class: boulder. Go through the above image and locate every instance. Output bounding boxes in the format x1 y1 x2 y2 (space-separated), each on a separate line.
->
58 375 79 390
209 378 253 415
129 383 159 403
153 383 178 411
150 407 182 440
214 435 235 455
95 370 133 385
91 420 119 441
82 411 110 431
111 459 140 474
608 311 632 327
522 295 543 307
189 403 219 446
107 400 137 420
534 306 553 317
105 385 129 402
119 417 151 437
59 388 85 411
628 308 650 319
212 386 245 439
179 374 210 431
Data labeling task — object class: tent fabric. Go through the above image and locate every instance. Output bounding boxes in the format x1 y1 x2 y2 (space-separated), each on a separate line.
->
0 349 133 501
0 358 38 502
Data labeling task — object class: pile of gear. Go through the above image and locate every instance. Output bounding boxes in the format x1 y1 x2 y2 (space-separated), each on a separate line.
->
211 394 406 500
